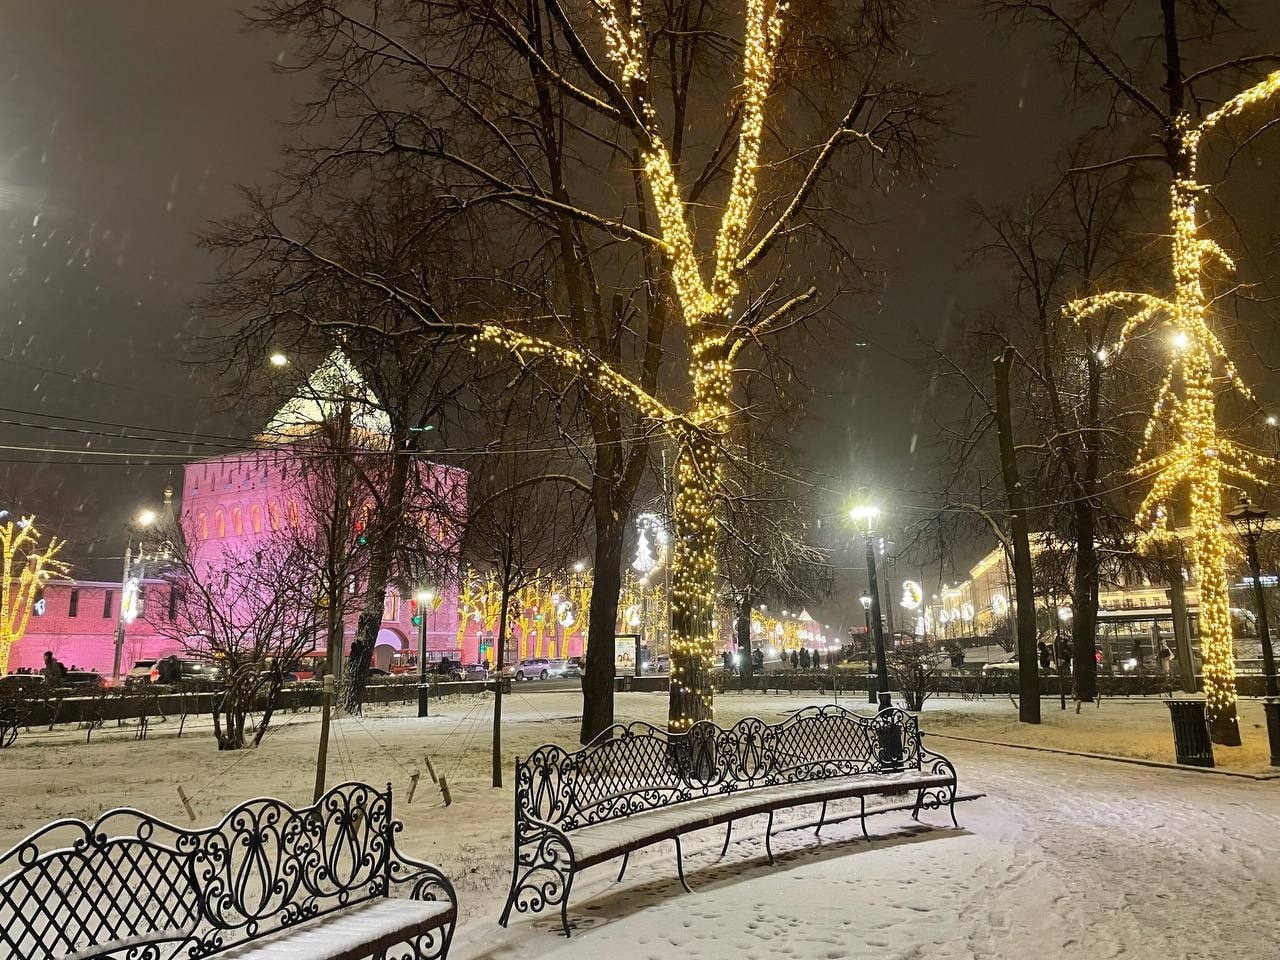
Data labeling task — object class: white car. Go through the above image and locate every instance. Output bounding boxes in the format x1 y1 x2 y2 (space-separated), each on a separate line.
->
981 655 1020 673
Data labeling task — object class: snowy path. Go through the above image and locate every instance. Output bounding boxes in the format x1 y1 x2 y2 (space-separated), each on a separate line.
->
456 742 1280 960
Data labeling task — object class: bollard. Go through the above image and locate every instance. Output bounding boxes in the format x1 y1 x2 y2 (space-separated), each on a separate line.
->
417 682 430 718
866 673 878 705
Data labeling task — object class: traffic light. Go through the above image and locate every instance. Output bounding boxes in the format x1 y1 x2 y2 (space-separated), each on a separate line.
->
354 518 369 547
410 599 423 627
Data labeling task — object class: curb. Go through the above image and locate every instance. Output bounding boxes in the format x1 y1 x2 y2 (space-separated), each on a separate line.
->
920 730 1280 781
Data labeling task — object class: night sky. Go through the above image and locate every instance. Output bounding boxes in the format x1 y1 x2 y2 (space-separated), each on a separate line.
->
2 2 1279 604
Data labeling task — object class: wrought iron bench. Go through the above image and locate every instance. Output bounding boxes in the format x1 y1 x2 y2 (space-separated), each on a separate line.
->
0 781 456 960
499 706 958 936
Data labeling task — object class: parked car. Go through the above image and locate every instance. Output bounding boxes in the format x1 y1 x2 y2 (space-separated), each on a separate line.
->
559 657 583 678
124 659 158 685
61 671 105 692
449 663 491 681
503 658 552 681
643 655 670 674
981 655 1020 673
149 659 226 685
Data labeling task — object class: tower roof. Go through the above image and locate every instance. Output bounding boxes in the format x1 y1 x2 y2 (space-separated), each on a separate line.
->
260 349 391 440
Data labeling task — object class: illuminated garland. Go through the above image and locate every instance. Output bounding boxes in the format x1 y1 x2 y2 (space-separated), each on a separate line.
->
475 0 789 729
0 516 69 676
1066 70 1280 745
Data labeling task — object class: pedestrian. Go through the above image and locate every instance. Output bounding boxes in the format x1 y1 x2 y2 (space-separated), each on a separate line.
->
800 648 811 669
1060 645 1072 674
752 648 763 672
1037 640 1052 671
1130 637 1144 670
1157 639 1173 674
722 650 731 670
42 650 67 686
482 658 491 673
790 650 799 670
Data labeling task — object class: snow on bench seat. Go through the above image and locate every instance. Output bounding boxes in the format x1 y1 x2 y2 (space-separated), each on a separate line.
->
570 770 954 865
215 899 454 960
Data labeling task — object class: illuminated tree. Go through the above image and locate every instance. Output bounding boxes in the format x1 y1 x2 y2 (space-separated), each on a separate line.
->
1068 71 1280 745
0 516 68 676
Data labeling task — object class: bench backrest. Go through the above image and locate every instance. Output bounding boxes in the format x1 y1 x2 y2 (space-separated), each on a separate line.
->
515 706 921 832
0 781 396 960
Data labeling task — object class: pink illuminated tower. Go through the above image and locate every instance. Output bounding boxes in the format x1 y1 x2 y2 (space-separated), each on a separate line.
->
180 351 465 671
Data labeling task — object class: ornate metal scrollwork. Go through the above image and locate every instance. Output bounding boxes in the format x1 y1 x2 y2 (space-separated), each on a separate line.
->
0 781 454 960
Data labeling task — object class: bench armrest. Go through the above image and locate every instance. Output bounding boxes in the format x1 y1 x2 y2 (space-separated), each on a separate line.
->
389 846 458 912
503 812 575 920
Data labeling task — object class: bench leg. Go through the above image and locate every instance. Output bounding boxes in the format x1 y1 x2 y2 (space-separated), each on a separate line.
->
815 800 827 837
764 811 775 865
949 788 959 828
560 871 574 937
719 820 733 857
673 836 693 894
911 788 924 822
616 852 630 883
859 796 869 839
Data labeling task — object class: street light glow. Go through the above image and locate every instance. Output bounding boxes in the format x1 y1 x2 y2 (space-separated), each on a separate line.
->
415 588 435 604
850 505 880 537
136 509 157 527
269 351 289 367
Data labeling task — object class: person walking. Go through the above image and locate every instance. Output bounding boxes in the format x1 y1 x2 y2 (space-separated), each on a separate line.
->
1157 639 1173 674
1037 640 1052 672
42 650 66 686
789 650 799 670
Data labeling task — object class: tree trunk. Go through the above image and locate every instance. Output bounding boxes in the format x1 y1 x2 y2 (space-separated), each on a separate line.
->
580 514 624 743
667 354 729 731
1071 497 1099 703
342 451 412 713
993 347 1040 724
736 595 753 685
492 578 511 788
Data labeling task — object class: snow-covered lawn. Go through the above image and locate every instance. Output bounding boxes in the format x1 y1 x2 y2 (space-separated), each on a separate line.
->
915 694 1277 774
3 688 1277 958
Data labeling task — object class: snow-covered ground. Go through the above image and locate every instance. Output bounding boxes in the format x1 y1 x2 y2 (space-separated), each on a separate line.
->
3 689 1278 958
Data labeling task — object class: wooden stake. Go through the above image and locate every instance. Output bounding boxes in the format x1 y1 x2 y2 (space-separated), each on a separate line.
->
424 755 438 783
407 770 421 804
176 786 196 823
439 776 452 807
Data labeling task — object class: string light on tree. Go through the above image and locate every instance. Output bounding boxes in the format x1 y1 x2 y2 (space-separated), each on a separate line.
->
0 514 69 675
1067 70 1280 746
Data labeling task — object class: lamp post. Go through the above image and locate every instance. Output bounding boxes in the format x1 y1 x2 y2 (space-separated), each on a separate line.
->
1226 495 1280 765
852 506 891 711
112 508 157 684
415 588 435 718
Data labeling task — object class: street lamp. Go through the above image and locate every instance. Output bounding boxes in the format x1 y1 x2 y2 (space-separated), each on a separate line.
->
1226 495 1280 765
269 351 289 367
414 587 436 717
113 507 158 684
852 506 891 711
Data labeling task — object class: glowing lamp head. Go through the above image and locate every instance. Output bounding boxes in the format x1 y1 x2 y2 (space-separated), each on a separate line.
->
1226 494 1269 541
850 505 880 537
572 561 585 574
859 592 872 611
269 352 289 367
415 588 435 604
1171 331 1190 350
136 509 158 528
1268 416 1278 427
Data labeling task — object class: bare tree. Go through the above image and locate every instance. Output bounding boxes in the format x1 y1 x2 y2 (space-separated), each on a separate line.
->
247 0 941 731
462 381 590 786
162 536 326 750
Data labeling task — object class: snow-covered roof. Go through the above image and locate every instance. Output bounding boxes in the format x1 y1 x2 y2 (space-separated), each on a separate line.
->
260 350 390 440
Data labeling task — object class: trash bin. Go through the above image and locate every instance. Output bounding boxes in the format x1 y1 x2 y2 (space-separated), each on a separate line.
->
1166 700 1214 767
866 673 878 705
876 723 903 771
416 682 430 718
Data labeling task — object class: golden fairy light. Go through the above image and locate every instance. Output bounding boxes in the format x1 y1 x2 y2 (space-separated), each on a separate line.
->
1067 70 1280 746
478 0 792 730
0 516 69 676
